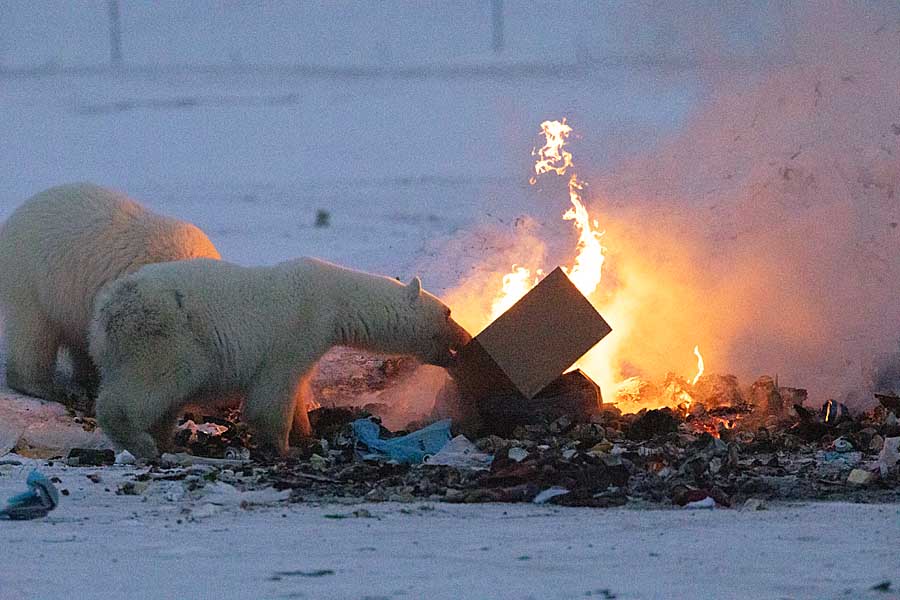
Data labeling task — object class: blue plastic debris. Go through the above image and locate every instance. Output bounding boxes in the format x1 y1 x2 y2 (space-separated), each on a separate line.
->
351 419 452 464
1 470 60 520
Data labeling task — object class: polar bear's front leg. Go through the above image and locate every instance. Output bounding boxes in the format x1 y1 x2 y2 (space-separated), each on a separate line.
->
95 366 196 460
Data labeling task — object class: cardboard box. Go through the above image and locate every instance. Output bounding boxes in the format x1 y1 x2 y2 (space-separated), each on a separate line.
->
453 267 612 400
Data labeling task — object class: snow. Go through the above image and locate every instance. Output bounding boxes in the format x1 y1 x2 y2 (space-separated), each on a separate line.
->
1 459 898 600
1 4 899 598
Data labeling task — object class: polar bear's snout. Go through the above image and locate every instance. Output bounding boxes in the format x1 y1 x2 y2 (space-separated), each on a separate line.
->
427 317 472 368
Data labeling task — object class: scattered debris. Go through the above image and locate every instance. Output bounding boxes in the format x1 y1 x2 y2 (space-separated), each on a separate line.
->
847 469 877 486
742 498 766 511
135 382 898 509
1 470 60 520
425 435 493 470
508 447 529 463
116 481 149 496
114 450 136 465
683 496 715 510
9 361 899 512
66 448 115 466
314 209 331 228
532 486 570 504
324 509 373 519
197 481 291 508
351 418 451 464
626 409 680 441
160 452 249 468
177 419 229 439
270 569 334 580
877 437 900 477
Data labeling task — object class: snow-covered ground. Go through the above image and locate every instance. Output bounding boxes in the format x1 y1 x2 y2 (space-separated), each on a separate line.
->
0 457 898 600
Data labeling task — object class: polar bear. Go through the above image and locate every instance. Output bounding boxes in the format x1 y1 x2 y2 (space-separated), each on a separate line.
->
0 183 220 406
89 257 472 458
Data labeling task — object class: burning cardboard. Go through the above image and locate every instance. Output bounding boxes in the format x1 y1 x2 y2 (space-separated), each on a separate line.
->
454 266 611 399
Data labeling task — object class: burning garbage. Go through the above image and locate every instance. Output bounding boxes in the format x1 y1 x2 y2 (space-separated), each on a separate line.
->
75 114 895 509
444 266 611 436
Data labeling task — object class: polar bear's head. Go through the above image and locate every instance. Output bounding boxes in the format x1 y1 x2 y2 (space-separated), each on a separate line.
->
399 277 472 368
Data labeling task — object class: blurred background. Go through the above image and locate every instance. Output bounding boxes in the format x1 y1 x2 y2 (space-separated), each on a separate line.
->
0 1 785 268
1 2 898 404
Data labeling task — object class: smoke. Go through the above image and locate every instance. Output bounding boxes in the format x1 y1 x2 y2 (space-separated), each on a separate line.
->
374 365 451 430
584 1 900 405
440 2 900 408
438 217 547 336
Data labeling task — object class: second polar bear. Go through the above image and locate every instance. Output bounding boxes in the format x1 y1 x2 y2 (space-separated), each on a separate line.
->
0 183 220 406
89 257 472 458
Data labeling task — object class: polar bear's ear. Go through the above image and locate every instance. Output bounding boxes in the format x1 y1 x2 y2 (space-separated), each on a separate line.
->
406 277 422 303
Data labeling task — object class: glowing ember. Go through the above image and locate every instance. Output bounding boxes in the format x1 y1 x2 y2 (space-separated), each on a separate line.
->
688 415 739 438
489 119 605 321
691 345 705 386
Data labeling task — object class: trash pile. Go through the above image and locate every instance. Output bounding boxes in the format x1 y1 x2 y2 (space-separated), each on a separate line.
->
4 372 899 514
67 379 897 511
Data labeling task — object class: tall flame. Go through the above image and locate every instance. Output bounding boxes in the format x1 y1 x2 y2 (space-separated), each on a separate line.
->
489 119 605 321
475 119 715 412
691 345 705 386
562 174 604 296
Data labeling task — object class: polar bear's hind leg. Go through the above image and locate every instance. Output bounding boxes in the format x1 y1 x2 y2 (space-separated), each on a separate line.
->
4 305 62 400
69 347 100 399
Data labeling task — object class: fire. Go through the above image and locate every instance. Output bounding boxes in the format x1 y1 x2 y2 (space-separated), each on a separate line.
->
691 345 705 386
478 119 708 413
530 118 574 181
489 266 541 321
562 175 605 297
489 120 605 321
688 415 738 438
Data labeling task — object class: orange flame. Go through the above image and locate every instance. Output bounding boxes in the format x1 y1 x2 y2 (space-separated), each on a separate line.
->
531 118 574 181
562 174 605 297
481 120 708 414
489 119 605 321
691 345 705 386
489 266 541 320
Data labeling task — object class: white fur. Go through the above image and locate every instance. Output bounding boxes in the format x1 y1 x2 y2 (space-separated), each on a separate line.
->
89 257 471 458
0 183 220 402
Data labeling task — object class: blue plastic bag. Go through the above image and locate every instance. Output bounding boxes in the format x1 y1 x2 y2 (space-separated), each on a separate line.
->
351 419 452 464
1 470 60 520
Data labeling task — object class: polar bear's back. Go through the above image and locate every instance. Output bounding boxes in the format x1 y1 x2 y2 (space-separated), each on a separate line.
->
0 183 220 349
90 258 296 384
